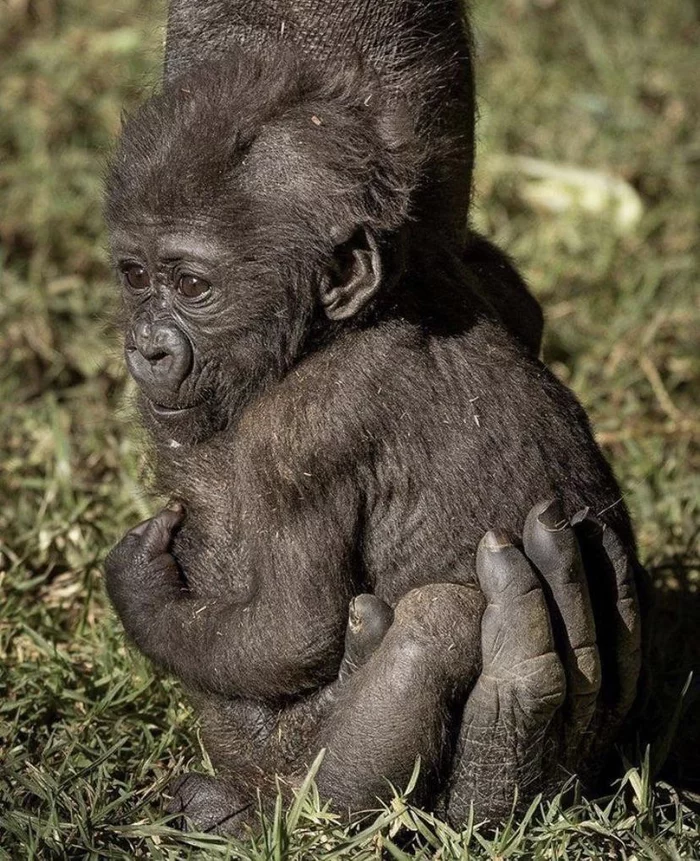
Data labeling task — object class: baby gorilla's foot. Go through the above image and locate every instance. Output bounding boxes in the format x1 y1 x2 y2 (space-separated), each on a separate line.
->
315 583 485 812
165 772 253 836
338 593 394 681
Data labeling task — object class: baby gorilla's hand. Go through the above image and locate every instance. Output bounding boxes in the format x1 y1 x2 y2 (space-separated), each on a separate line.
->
104 505 186 643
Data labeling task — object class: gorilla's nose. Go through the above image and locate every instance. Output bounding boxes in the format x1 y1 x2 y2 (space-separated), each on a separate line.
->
126 320 193 401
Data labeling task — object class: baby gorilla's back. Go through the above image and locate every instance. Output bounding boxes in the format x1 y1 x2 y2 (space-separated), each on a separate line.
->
346 314 635 604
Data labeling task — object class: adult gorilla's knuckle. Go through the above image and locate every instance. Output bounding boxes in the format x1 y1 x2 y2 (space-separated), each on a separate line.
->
512 653 566 713
573 645 602 694
618 597 642 636
483 594 553 663
520 595 555 643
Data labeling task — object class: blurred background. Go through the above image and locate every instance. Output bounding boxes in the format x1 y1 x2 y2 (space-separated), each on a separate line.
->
0 0 698 855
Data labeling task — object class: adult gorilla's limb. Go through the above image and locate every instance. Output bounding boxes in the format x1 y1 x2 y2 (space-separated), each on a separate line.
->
164 0 471 79
444 503 644 823
315 584 485 812
163 0 474 239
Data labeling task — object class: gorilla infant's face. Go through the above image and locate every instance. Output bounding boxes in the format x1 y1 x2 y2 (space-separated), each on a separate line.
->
110 221 318 444
105 54 421 444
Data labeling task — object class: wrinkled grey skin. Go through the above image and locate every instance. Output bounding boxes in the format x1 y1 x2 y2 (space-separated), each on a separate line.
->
103 0 646 835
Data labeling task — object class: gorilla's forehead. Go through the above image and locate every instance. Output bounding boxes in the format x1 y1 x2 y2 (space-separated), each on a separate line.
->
109 224 233 263
106 50 419 244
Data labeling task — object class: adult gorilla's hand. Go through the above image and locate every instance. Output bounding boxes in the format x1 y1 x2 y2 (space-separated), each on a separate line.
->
444 499 644 823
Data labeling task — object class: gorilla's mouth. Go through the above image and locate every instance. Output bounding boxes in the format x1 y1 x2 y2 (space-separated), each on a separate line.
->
150 401 199 418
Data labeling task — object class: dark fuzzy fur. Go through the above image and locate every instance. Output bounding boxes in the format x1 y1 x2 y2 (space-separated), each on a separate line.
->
163 0 475 237
108 52 429 240
104 18 641 829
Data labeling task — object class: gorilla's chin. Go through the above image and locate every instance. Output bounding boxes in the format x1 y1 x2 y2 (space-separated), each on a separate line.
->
139 396 216 445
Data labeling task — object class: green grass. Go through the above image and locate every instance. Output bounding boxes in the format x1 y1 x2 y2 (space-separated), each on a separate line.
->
1 0 698 857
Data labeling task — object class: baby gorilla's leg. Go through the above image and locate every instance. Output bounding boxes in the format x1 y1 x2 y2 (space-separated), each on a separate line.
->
164 595 396 834
315 583 485 812
165 696 281 835
166 587 480 832
166 772 255 835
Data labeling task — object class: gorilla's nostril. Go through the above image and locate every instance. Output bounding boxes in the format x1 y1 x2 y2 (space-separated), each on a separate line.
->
126 320 193 400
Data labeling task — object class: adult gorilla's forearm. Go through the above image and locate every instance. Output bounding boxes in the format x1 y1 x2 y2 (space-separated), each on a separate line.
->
165 0 471 76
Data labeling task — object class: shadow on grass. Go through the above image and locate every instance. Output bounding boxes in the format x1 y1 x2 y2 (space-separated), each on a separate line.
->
646 555 700 802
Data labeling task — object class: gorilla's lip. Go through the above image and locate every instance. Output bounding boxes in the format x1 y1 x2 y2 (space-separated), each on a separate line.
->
150 401 199 418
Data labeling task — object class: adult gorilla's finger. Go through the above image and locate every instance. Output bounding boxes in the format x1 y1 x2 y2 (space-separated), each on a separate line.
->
475 530 567 715
572 513 642 724
474 530 565 706
523 500 601 753
444 530 566 823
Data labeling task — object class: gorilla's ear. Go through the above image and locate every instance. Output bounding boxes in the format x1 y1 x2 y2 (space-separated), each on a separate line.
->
321 227 382 321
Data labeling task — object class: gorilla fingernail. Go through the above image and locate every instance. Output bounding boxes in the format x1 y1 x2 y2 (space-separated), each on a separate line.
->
482 529 513 551
537 498 567 532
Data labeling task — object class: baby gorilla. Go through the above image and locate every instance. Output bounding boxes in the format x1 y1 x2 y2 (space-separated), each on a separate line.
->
109 498 639 832
104 49 644 832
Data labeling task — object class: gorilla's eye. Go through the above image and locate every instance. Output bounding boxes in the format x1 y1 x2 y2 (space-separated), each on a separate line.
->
177 273 211 299
122 263 150 290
